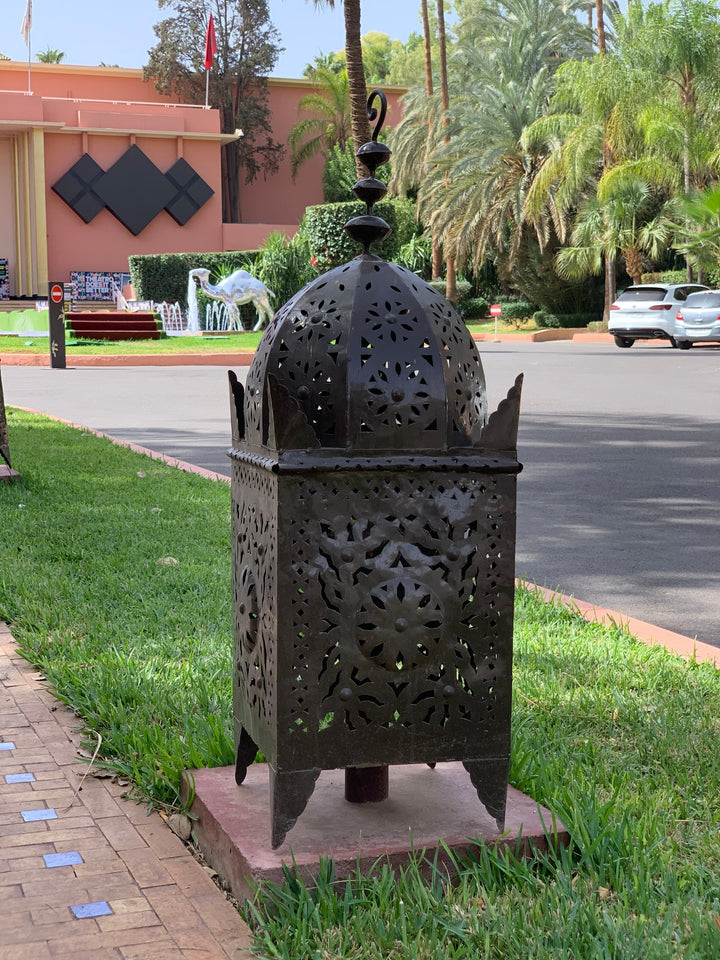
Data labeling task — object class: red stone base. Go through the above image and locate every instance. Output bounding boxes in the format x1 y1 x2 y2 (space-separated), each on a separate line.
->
183 762 568 901
0 464 21 482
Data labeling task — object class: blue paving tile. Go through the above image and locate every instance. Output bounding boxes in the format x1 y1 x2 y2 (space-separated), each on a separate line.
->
5 772 36 783
0 742 16 751
44 851 84 868
71 901 113 919
21 808 57 822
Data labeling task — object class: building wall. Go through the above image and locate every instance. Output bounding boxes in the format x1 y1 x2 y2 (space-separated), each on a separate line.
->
0 61 406 291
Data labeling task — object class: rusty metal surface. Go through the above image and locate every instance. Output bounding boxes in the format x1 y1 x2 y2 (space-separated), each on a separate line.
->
229 89 523 849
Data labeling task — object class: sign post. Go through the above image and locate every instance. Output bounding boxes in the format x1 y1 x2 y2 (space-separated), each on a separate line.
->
48 283 67 369
490 303 502 342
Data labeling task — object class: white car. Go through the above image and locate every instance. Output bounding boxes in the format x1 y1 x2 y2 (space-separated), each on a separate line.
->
674 290 720 349
609 283 710 348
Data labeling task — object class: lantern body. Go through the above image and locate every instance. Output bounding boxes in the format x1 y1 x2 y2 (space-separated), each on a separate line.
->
229 255 522 848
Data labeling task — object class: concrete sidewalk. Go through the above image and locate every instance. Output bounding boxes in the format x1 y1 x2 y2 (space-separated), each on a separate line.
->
0 622 253 960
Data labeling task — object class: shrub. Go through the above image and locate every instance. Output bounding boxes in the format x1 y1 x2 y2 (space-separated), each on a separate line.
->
641 268 719 287
252 232 315 307
534 310 560 329
395 235 432 280
534 310 598 329
427 278 473 310
129 251 259 306
640 270 686 284
302 199 416 267
463 297 489 319
323 142 358 204
499 300 536 322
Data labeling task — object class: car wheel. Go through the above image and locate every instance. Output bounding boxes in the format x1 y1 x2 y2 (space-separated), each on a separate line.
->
669 337 678 348
613 336 634 348
678 340 692 350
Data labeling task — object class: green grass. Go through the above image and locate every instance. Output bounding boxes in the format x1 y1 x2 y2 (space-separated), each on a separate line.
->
0 321 536 356
2 409 720 957
0 409 235 805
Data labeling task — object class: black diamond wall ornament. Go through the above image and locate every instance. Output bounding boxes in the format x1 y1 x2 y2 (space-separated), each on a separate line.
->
95 145 176 236
52 148 214 233
51 153 106 223
164 158 214 225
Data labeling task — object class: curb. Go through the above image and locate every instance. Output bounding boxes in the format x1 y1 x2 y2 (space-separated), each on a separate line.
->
0 351 256 367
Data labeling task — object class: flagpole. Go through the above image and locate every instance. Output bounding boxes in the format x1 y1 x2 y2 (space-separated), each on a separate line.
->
21 0 33 94
203 9 216 109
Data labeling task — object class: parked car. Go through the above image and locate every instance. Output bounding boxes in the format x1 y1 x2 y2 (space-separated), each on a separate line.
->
674 290 720 349
609 283 710 348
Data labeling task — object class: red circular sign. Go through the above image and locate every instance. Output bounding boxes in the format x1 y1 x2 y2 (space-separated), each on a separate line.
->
490 304 502 317
50 284 64 303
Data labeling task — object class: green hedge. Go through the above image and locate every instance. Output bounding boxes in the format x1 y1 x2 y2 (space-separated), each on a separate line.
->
463 297 489 319
302 199 416 267
499 300 536 321
428 279 473 310
534 310 599 329
128 251 259 307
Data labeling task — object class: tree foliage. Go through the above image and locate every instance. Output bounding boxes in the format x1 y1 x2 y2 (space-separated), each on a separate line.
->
288 66 351 179
144 0 284 222
36 48 65 63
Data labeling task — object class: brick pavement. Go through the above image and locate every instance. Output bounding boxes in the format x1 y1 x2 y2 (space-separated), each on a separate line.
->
0 622 254 960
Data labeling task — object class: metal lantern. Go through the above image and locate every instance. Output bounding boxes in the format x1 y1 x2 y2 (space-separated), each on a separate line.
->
229 90 523 849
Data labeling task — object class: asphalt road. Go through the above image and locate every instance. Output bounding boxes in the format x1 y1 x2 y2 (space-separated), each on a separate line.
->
3 339 720 646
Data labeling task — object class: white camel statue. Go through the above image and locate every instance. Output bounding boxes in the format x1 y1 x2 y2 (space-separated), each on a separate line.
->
187 268 275 333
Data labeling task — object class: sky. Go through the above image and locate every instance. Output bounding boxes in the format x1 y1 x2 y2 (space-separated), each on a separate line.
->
2 0 430 79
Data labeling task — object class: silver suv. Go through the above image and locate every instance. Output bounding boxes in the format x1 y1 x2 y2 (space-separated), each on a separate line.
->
609 283 709 348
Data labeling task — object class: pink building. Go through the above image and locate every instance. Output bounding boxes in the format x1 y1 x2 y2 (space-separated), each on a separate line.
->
0 60 405 298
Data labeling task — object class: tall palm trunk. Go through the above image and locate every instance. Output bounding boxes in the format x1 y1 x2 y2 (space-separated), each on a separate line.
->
681 70 696 279
437 0 457 303
422 0 433 98
596 0 613 318
421 0 443 280
343 0 371 177
595 0 606 54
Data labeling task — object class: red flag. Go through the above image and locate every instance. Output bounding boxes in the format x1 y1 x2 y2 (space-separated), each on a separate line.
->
204 14 217 71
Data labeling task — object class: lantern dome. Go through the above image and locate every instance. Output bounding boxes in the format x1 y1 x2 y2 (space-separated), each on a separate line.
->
241 255 488 455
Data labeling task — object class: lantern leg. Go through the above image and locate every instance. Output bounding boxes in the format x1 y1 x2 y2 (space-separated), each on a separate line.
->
462 757 510 833
234 727 259 785
269 765 321 849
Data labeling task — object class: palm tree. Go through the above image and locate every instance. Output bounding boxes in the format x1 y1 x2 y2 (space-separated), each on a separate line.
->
674 184 720 274
523 52 646 315
288 66 351 178
420 55 559 273
413 0 591 278
617 0 720 197
556 178 677 286
37 48 65 63
308 1 370 175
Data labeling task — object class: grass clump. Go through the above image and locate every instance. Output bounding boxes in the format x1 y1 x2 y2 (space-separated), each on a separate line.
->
2 410 720 956
247 603 720 958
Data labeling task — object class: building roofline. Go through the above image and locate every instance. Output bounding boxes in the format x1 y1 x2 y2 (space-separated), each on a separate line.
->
0 59 408 93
